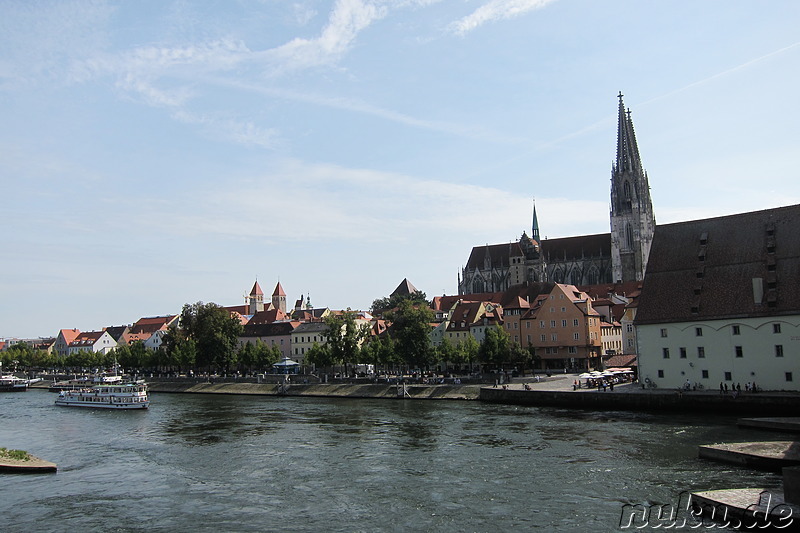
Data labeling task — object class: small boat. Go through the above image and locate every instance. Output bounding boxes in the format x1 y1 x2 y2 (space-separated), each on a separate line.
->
54 381 150 409
0 374 29 392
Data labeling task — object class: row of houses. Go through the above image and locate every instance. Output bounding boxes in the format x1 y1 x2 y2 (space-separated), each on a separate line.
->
3 205 798 390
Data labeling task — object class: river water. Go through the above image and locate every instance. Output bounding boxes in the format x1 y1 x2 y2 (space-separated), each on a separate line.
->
0 390 785 532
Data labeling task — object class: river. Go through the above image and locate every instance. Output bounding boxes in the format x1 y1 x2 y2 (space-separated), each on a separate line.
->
0 389 785 532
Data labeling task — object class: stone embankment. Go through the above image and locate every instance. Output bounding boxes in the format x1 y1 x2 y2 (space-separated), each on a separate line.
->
147 380 482 400
479 379 800 415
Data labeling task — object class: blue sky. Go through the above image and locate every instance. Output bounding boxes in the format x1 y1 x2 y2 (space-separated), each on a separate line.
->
2 0 799 339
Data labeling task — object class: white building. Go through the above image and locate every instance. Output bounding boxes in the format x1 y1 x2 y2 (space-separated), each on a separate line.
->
636 205 800 391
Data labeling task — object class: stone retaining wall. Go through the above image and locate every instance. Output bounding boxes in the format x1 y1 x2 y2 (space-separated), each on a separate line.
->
479 387 800 414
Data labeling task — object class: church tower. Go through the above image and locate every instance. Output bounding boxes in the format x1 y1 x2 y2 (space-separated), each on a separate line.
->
271 282 287 314
610 92 656 282
248 280 264 315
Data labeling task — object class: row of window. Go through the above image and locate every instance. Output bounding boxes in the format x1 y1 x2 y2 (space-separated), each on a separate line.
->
542 347 579 355
660 324 783 337
655 369 793 382
662 345 784 358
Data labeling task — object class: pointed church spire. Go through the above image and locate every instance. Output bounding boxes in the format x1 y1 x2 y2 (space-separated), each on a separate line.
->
610 92 656 283
531 197 540 241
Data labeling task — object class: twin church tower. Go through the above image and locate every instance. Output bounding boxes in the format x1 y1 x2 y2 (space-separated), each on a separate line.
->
458 93 656 295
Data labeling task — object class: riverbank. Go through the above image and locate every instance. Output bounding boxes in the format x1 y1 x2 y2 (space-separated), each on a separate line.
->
31 375 800 413
146 380 482 400
480 379 800 414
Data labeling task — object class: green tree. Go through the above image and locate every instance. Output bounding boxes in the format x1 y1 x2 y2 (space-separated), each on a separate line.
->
324 311 370 375
305 342 334 372
386 300 434 369
371 290 429 316
176 302 243 374
478 327 511 369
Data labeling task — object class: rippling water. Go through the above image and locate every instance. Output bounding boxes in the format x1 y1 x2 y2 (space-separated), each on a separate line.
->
0 390 784 532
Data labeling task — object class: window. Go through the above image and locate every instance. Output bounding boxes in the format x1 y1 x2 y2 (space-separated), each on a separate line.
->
698 347 705 358
573 333 580 340
660 328 668 338
662 348 670 359
561 320 567 327
550 320 556 328
513 322 518 329
526 335 531 343
540 321 545 328
695 327 703 337
526 321 531 329
551 334 558 341
627 339 634 347
701 370 709 379
680 347 687 359
561 307 566 312
573 319 579 327
732 325 740 335
774 323 782 334
540 335 546 342
627 324 633 332
787 372 793 382
657 370 664 378
776 345 784 357
724 372 732 381
735 346 743 358
568 346 577 354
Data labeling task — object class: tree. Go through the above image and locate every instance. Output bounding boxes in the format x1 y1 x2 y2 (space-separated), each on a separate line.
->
457 336 480 370
323 311 370 375
175 302 243 374
478 327 511 369
371 290 429 316
305 342 334 371
386 300 434 369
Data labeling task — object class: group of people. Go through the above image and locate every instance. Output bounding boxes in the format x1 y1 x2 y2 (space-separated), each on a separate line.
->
719 381 758 395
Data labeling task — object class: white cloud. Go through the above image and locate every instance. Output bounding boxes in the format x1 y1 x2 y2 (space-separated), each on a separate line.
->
449 0 558 36
266 0 389 71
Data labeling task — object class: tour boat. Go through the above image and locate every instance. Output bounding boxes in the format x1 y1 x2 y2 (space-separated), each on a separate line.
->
0 374 29 392
54 381 150 409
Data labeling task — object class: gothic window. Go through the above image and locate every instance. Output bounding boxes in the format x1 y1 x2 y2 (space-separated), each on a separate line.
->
626 224 634 249
587 266 599 285
472 279 484 293
623 180 632 208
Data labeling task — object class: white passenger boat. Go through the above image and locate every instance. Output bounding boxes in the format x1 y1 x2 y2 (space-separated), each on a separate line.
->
54 382 150 409
0 374 29 392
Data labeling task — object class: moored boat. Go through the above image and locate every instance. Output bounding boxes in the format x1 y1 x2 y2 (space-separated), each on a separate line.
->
0 375 29 392
54 381 150 409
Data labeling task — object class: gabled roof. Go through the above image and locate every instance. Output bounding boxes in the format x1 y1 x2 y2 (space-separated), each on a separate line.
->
59 328 81 344
130 315 177 335
69 330 106 347
248 308 289 324
636 204 800 324
242 321 298 337
541 233 611 262
465 242 525 270
103 325 130 342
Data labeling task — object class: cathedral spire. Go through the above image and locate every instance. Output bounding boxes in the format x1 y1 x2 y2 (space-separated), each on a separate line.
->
610 92 656 283
531 198 540 241
615 92 643 177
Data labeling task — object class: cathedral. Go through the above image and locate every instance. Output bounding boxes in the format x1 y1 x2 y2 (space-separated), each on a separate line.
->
458 93 656 294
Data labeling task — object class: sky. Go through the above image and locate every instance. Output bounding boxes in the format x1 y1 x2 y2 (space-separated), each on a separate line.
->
2 0 799 339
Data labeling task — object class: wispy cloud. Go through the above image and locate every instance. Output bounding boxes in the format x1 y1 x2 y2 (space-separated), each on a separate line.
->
449 0 558 36
265 0 389 71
